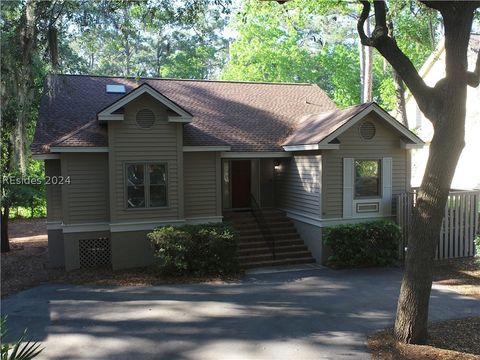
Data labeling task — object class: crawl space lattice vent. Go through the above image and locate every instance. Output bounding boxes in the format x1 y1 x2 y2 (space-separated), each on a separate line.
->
359 121 376 140
79 237 111 269
136 109 156 128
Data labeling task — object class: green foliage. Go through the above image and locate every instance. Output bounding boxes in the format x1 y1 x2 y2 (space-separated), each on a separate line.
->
1 316 43 360
148 223 239 276
475 234 480 257
323 220 401 267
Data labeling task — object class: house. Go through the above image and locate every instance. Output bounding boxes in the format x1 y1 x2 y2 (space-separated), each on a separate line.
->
406 34 480 190
32 74 423 270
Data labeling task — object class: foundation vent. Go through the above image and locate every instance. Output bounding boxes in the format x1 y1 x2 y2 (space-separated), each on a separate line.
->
79 237 111 269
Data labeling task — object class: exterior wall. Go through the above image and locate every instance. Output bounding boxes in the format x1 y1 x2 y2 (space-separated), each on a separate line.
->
47 229 64 268
290 219 323 263
184 152 219 218
276 153 322 218
63 230 110 271
108 93 183 223
260 159 275 207
322 113 408 218
111 230 154 270
61 153 109 224
406 41 480 190
45 159 62 222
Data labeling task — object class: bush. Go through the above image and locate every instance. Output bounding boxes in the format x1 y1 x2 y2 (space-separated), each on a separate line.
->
148 223 239 276
323 220 400 268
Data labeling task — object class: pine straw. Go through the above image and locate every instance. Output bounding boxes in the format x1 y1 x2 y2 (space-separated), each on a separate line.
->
369 317 480 360
1 219 239 298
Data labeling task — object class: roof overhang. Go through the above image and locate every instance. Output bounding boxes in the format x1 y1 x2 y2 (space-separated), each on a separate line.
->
97 83 193 123
282 143 340 151
220 152 292 158
49 147 109 153
283 102 424 152
183 146 231 152
32 154 61 160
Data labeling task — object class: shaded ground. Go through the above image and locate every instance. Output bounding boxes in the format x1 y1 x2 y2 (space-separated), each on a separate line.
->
369 317 480 359
2 219 479 359
1 219 237 298
3 267 480 360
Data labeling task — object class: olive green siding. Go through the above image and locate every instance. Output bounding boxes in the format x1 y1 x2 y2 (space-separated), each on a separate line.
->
276 153 322 218
322 113 409 218
184 152 218 218
60 153 109 224
45 159 63 222
108 93 183 223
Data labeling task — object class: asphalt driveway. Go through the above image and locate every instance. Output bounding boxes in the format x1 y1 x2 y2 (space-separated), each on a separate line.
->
2 266 479 360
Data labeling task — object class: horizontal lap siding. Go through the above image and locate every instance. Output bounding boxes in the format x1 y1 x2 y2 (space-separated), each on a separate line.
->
184 152 217 218
45 159 62 222
278 154 321 217
322 113 408 218
110 93 181 222
62 153 109 224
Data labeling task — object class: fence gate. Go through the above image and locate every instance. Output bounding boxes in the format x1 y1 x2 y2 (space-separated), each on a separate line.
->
396 190 479 260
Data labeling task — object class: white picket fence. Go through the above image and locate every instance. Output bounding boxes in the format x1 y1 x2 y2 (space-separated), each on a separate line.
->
396 190 480 260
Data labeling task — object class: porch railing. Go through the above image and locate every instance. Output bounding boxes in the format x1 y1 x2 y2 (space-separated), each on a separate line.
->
396 190 480 260
250 194 276 260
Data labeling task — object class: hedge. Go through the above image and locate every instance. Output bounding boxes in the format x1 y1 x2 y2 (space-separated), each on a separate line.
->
323 220 401 267
148 223 239 275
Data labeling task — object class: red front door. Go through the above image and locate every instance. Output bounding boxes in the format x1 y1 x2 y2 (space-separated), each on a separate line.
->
231 160 251 208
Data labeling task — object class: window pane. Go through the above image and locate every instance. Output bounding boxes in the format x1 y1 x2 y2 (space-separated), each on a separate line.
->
127 186 145 208
127 164 144 185
355 160 380 197
149 164 166 185
127 164 145 208
149 164 167 207
150 185 167 207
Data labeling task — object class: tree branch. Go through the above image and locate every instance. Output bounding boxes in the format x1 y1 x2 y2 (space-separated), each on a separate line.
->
357 0 434 118
467 49 480 87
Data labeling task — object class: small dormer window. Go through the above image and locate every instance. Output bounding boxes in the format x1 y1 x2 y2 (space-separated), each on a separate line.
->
136 109 155 128
106 84 126 93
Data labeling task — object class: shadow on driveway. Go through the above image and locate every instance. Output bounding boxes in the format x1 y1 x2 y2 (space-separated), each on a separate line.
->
2 267 479 360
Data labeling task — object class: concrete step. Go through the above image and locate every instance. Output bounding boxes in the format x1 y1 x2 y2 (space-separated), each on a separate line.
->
242 257 316 269
238 244 309 257
239 250 313 262
238 238 306 249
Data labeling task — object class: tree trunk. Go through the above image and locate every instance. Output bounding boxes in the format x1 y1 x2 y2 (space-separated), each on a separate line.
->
394 69 408 126
1 206 10 253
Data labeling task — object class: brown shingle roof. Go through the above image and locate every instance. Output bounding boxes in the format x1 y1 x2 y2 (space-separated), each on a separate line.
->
282 102 372 146
32 74 336 154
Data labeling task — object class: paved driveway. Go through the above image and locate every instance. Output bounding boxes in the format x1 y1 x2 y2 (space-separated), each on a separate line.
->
2 266 479 360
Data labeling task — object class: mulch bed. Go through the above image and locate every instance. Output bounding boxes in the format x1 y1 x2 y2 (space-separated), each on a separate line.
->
369 317 480 359
1 218 239 298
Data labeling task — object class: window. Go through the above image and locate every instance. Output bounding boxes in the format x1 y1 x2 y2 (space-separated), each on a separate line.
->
126 163 167 208
354 160 380 198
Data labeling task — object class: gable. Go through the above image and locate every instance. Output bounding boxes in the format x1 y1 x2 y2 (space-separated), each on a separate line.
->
283 103 424 151
97 83 193 122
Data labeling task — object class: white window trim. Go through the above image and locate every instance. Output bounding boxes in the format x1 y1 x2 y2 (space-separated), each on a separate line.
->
125 162 168 210
343 157 392 218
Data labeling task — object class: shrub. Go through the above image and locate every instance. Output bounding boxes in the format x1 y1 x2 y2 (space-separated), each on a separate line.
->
323 220 401 268
148 223 239 276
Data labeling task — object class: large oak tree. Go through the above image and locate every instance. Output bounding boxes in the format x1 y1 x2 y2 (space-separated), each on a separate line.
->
357 0 480 344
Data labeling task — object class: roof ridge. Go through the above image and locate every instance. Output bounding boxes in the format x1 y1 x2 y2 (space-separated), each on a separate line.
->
51 73 315 86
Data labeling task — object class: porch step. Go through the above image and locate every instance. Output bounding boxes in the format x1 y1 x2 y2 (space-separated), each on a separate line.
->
238 244 309 257
242 257 316 269
227 210 316 269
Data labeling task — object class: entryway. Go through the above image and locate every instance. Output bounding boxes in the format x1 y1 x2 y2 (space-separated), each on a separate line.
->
231 160 251 208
